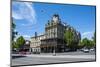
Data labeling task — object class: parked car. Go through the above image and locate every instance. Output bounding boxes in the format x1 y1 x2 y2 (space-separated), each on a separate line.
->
90 48 95 51
19 51 26 54
33 52 40 54
65 49 70 52
83 49 89 53
80 48 84 51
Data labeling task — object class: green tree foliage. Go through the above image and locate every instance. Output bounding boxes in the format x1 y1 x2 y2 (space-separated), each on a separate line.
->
64 27 80 50
93 31 96 45
12 41 18 49
82 38 94 49
12 41 15 49
16 36 25 48
64 29 74 45
12 21 18 41
89 40 94 47
78 40 84 49
12 22 15 41
12 22 16 30
12 21 18 50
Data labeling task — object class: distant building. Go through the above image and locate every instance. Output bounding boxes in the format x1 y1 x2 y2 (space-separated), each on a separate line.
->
30 34 45 53
30 14 81 53
19 40 30 52
24 40 30 51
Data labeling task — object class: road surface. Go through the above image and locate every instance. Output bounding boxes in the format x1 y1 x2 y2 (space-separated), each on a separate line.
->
11 51 96 66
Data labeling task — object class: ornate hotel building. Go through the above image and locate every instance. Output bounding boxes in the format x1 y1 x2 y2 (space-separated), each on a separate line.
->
41 14 66 53
30 14 81 53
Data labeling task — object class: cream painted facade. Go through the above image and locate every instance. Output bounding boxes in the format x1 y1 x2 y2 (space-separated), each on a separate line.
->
30 35 45 53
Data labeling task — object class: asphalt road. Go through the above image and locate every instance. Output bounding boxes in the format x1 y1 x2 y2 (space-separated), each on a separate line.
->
11 51 96 66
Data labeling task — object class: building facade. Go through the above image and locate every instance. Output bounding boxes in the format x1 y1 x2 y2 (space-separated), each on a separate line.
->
30 34 45 53
30 14 81 53
41 14 66 53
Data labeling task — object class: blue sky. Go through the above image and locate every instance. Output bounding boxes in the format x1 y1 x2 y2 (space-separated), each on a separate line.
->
12 1 96 40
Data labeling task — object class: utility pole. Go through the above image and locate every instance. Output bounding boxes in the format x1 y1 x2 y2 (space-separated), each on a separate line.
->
53 31 56 56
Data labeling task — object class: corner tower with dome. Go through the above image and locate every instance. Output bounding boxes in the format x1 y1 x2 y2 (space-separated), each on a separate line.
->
41 14 68 52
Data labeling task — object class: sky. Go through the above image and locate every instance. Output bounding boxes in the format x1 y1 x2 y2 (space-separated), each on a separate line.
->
12 1 96 40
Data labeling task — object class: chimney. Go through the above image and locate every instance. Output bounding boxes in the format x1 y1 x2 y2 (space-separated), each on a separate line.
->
35 32 37 38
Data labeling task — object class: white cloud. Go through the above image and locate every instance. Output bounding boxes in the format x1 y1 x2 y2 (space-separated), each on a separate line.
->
82 32 92 36
12 1 36 26
82 31 93 40
23 35 30 38
14 34 31 41
23 35 31 40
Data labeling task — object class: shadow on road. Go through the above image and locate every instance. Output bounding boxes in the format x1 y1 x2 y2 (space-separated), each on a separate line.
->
12 55 26 59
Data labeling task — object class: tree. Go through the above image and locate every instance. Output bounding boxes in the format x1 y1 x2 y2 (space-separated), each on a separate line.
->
12 21 18 41
12 22 16 30
16 36 25 49
12 41 19 49
12 21 18 51
82 38 90 48
12 22 15 41
12 41 16 49
89 40 94 48
92 31 96 45
82 38 94 49
64 28 74 45
64 27 80 50
78 40 84 49
12 21 18 50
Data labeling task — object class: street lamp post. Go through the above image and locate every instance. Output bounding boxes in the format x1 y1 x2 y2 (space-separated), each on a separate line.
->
53 31 56 56
53 45 56 56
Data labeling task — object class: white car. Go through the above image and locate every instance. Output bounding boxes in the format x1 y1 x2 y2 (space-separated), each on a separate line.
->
83 49 89 53
90 48 94 51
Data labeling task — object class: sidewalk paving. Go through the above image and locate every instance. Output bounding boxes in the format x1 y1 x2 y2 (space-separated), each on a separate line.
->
25 54 95 59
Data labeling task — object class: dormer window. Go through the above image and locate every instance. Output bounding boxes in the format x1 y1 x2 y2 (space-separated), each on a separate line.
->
48 22 50 25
